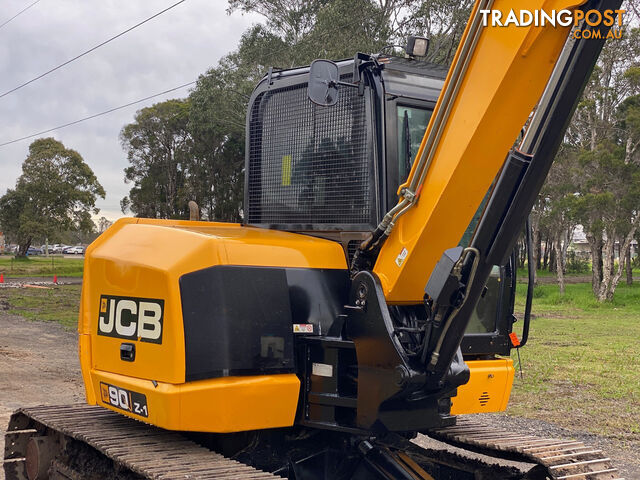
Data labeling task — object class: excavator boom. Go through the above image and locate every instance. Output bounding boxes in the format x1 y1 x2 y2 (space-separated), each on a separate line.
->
373 0 585 303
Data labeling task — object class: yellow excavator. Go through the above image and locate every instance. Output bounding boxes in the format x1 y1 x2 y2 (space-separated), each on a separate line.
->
3 0 625 478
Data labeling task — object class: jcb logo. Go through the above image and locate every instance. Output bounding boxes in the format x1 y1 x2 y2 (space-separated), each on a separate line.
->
98 295 164 344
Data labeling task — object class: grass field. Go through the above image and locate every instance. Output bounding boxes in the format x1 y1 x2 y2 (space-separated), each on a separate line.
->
0 284 82 328
508 281 640 444
0 256 84 277
0 278 638 443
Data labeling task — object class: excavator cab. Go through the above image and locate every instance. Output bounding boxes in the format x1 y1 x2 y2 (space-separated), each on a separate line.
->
245 53 517 362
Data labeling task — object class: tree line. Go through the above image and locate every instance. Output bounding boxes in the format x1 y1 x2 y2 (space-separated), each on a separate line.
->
525 25 640 301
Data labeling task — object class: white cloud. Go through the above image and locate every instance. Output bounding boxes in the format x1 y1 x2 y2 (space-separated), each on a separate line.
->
0 0 262 221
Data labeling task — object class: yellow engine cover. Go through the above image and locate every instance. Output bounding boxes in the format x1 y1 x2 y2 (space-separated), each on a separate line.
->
78 218 347 432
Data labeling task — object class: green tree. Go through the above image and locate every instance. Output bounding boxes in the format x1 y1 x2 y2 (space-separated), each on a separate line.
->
227 0 473 67
0 138 105 256
617 93 640 164
120 99 192 218
228 0 330 46
299 0 392 61
574 141 640 301
559 27 640 300
407 0 473 65
188 71 245 221
97 216 114 233
615 93 640 284
538 146 581 295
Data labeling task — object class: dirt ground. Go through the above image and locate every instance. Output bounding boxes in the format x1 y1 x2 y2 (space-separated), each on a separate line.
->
0 312 85 480
0 310 638 479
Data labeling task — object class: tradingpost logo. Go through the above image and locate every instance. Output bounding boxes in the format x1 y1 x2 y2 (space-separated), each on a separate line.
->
480 8 626 40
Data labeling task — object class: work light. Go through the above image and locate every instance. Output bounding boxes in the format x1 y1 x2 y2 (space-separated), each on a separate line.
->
406 36 429 57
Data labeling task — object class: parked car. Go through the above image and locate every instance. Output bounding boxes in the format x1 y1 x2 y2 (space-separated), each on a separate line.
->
26 247 43 256
51 244 67 254
65 246 85 255
39 245 58 254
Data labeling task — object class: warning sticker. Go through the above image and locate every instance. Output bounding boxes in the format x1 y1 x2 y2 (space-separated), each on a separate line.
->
395 248 409 267
293 324 313 333
312 363 333 377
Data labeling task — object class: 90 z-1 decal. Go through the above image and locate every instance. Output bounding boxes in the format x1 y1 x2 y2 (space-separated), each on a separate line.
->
100 382 148 417
98 295 164 344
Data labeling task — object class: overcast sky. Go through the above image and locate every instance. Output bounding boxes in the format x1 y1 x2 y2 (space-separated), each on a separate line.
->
0 0 262 220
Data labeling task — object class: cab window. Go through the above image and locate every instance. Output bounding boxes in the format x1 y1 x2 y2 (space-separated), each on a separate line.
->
396 106 432 184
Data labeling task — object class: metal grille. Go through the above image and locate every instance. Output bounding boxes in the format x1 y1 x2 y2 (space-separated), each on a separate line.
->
347 239 360 263
247 77 373 227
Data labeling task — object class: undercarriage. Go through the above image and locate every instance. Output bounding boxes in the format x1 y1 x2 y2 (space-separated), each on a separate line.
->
4 405 621 480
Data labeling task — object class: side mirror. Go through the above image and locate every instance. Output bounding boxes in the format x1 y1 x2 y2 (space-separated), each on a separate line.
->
308 59 340 107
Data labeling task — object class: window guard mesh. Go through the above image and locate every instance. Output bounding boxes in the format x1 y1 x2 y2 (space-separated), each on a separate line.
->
247 76 373 228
